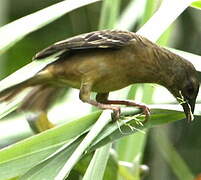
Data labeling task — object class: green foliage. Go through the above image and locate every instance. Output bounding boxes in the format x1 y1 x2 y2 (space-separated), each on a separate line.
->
82 143 112 180
152 129 194 180
0 107 189 180
0 0 101 53
99 0 121 29
191 0 201 9
0 0 201 180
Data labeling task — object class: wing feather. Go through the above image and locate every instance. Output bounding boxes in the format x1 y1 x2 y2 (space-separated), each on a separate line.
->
34 30 135 60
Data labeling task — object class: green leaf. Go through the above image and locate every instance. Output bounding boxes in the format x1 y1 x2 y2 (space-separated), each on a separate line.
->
116 132 147 162
0 107 192 180
137 0 193 41
116 0 146 30
140 0 158 26
153 128 194 180
0 111 101 180
102 154 118 180
20 136 83 180
0 52 63 94
99 0 121 29
15 110 140 180
0 0 101 53
54 111 113 180
90 107 188 151
83 143 112 180
191 0 201 9
21 108 197 180
71 152 118 180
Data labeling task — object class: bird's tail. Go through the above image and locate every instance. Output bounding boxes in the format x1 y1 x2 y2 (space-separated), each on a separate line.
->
20 85 62 111
0 79 33 103
0 82 66 133
0 72 66 133
0 71 49 103
20 85 66 133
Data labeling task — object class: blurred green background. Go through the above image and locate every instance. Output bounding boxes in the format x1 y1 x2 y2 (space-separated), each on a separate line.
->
0 0 201 180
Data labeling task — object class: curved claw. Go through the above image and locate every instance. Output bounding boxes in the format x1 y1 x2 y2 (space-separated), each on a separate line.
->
111 107 121 121
140 105 151 124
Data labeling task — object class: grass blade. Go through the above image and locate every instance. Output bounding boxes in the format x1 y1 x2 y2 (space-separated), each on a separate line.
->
138 0 194 41
0 52 63 94
55 111 112 180
0 111 100 180
0 107 198 179
116 0 146 30
20 136 84 180
191 0 201 9
99 0 121 29
83 143 112 180
0 0 101 53
153 129 194 180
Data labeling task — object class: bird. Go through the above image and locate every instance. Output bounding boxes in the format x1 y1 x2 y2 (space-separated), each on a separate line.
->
0 30 199 130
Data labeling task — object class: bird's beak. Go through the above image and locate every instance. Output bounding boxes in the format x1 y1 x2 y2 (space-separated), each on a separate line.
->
181 98 195 122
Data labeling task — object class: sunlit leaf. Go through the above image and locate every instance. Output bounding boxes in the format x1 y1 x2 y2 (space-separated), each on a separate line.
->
83 143 112 180
99 0 121 29
0 111 101 180
0 52 63 94
116 0 146 30
73 153 118 180
0 106 197 180
137 0 193 41
191 0 201 9
0 0 101 53
153 129 194 180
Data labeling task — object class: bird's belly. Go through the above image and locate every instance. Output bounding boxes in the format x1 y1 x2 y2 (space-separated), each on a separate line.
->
54 73 130 92
92 75 131 93
49 69 131 93
47 49 136 92
56 78 81 89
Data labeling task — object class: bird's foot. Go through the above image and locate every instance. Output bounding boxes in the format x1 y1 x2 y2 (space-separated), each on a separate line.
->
137 104 151 124
111 107 121 121
108 100 150 123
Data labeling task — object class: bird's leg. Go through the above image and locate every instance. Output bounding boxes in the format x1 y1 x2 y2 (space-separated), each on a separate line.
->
79 82 121 120
96 93 150 123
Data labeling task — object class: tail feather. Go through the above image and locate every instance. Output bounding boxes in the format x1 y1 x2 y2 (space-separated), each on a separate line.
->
20 85 63 111
0 75 66 112
0 69 53 104
0 83 28 102
0 86 25 102
21 85 66 133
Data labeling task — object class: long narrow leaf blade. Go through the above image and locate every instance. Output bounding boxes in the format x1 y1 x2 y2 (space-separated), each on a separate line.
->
0 107 197 180
191 0 201 9
137 0 194 41
0 0 101 53
153 129 194 180
83 143 112 180
0 52 63 94
0 111 101 180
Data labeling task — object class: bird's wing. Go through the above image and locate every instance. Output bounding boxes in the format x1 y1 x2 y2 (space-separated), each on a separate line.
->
34 30 135 60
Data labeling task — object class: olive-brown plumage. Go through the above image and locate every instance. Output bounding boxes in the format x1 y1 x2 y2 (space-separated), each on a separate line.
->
0 30 199 123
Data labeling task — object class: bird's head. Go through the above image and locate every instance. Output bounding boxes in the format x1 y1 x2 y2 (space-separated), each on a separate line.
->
167 58 199 122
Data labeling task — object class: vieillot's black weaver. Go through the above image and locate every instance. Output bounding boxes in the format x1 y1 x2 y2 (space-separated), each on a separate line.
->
0 30 199 128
